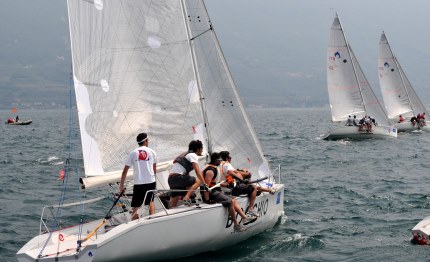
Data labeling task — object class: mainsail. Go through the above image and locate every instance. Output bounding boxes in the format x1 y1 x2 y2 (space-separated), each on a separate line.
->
327 15 389 126
68 0 270 187
378 31 428 120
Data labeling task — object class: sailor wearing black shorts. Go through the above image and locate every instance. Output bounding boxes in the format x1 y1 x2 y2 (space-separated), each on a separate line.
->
202 152 257 231
168 140 206 208
119 133 158 220
231 183 254 197
131 182 156 207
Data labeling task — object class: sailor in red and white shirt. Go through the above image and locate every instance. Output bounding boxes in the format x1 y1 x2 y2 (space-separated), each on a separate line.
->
120 132 157 220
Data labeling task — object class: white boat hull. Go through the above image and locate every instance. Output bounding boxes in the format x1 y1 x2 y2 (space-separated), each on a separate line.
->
411 215 430 245
394 121 430 132
17 186 284 261
323 125 397 140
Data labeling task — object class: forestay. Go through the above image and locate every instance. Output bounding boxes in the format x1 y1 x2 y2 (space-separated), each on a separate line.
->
327 15 389 126
378 31 428 120
69 0 270 188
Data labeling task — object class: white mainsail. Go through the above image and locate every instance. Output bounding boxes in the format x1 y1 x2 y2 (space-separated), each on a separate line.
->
69 1 202 179
378 31 429 120
69 0 270 187
327 15 389 126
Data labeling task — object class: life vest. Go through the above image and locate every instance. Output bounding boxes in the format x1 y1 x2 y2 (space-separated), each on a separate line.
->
173 151 194 174
203 164 218 187
201 164 219 203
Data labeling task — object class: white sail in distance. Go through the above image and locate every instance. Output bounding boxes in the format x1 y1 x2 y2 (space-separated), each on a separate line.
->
378 31 428 120
327 15 389 126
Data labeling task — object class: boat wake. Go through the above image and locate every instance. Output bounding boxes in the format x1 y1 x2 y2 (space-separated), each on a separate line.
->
273 233 326 253
37 156 63 165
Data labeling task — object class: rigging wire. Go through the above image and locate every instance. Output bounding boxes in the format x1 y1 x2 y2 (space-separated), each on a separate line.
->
68 69 86 245
37 70 84 258
37 70 73 258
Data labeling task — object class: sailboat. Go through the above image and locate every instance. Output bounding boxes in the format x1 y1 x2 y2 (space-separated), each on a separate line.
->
324 15 397 140
378 31 430 132
16 0 284 261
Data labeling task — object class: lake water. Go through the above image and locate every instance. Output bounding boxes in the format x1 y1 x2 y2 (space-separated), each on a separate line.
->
1 108 430 261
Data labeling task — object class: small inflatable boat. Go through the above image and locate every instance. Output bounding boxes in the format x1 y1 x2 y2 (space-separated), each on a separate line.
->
5 118 32 125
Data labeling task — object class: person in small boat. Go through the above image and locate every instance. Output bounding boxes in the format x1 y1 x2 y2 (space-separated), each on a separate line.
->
219 151 275 218
345 115 354 126
119 133 157 220
398 115 405 123
201 152 256 232
15 115 19 122
168 140 207 208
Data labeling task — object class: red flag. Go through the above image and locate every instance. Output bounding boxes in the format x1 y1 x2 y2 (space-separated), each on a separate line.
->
58 170 65 181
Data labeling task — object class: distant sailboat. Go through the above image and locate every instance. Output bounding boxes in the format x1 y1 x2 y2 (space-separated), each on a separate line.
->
378 31 430 132
16 0 284 261
324 14 397 140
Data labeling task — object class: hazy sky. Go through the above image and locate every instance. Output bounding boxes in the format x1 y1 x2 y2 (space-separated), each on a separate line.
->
1 0 430 108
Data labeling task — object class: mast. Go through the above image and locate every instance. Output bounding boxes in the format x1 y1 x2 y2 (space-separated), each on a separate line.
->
180 0 213 154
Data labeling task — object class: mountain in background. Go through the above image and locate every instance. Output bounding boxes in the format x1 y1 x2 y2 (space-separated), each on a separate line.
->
0 1 71 109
